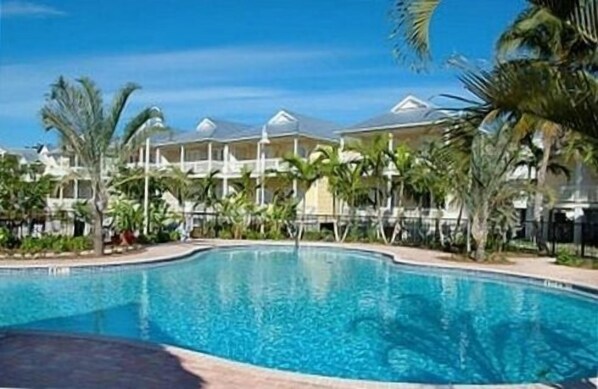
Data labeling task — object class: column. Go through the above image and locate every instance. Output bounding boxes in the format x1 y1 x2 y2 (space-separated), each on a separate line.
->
386 178 392 210
223 178 228 196
339 137 345 151
293 137 299 197
74 179 79 200
143 138 150 235
223 144 229 174
573 160 584 246
180 145 185 170
256 142 262 205
155 148 161 168
138 147 143 166
256 142 261 170
208 142 213 172
387 132 394 211
260 143 266 206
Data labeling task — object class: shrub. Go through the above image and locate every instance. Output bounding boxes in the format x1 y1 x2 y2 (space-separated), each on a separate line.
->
169 230 181 242
219 229 233 240
303 230 323 241
555 248 582 266
0 227 11 248
20 237 43 255
69 236 92 253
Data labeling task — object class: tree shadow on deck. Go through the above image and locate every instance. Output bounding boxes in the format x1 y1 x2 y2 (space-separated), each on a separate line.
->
0 303 206 388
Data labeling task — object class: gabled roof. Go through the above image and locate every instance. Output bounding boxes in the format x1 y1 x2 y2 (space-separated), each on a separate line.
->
264 109 340 141
0 147 41 163
153 111 339 146
153 118 257 145
339 95 448 134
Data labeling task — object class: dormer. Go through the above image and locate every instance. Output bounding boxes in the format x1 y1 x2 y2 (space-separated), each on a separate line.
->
390 95 430 113
268 110 297 125
196 118 217 132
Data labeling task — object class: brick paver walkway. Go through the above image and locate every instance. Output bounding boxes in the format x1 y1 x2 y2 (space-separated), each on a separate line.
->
0 240 596 388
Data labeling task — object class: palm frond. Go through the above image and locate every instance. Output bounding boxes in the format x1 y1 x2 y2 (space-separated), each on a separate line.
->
391 0 441 69
531 0 598 44
106 82 141 140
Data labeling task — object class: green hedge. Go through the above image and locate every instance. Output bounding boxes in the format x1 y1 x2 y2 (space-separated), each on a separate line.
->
2 234 92 255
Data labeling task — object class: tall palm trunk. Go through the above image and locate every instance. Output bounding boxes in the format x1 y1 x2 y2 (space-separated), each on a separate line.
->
390 181 405 243
341 204 356 242
471 202 489 261
376 179 388 244
92 207 104 256
533 136 553 253
332 193 340 242
298 195 307 239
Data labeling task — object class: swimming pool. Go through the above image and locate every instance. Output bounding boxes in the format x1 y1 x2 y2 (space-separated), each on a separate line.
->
0 245 596 385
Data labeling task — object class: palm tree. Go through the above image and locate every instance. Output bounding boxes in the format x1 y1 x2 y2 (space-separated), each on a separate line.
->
264 188 298 238
162 165 194 229
20 163 54 235
451 119 527 261
415 141 452 246
279 154 322 238
392 0 598 142
41 77 163 255
392 0 597 67
335 161 372 242
495 5 594 252
385 144 416 243
346 135 391 243
315 144 344 241
195 169 220 211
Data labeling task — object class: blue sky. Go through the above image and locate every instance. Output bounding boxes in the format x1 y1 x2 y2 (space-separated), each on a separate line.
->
0 0 525 147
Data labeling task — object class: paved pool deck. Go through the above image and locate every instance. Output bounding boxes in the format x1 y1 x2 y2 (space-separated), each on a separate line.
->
0 240 596 389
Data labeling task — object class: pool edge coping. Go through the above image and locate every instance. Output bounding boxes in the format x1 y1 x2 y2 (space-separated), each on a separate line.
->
2 329 594 389
1 240 595 295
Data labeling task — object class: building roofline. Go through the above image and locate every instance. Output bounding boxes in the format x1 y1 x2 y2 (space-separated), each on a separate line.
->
336 120 442 135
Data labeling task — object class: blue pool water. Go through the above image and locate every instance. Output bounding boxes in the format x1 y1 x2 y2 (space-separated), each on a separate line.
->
0 246 596 384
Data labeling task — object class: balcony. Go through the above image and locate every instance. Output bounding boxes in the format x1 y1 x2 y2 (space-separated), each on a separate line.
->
184 160 225 174
557 185 598 205
228 160 258 174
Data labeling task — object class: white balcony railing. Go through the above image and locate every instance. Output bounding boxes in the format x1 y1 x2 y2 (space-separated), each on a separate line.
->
557 185 598 204
229 160 258 174
264 158 288 172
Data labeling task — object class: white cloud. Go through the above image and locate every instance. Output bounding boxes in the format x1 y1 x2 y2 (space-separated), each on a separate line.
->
0 45 463 133
1 1 66 17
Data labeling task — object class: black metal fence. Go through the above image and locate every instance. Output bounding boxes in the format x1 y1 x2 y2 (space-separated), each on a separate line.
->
2 210 597 259
189 211 598 259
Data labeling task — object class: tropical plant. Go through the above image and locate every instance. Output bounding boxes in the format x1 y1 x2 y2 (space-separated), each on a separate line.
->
414 141 452 246
345 135 391 243
454 119 527 261
278 154 322 238
41 77 164 255
193 169 220 211
72 200 93 224
0 156 54 235
335 161 372 242
392 0 597 67
495 4 594 253
315 144 345 241
263 188 298 239
217 192 249 239
108 198 143 244
109 165 165 202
